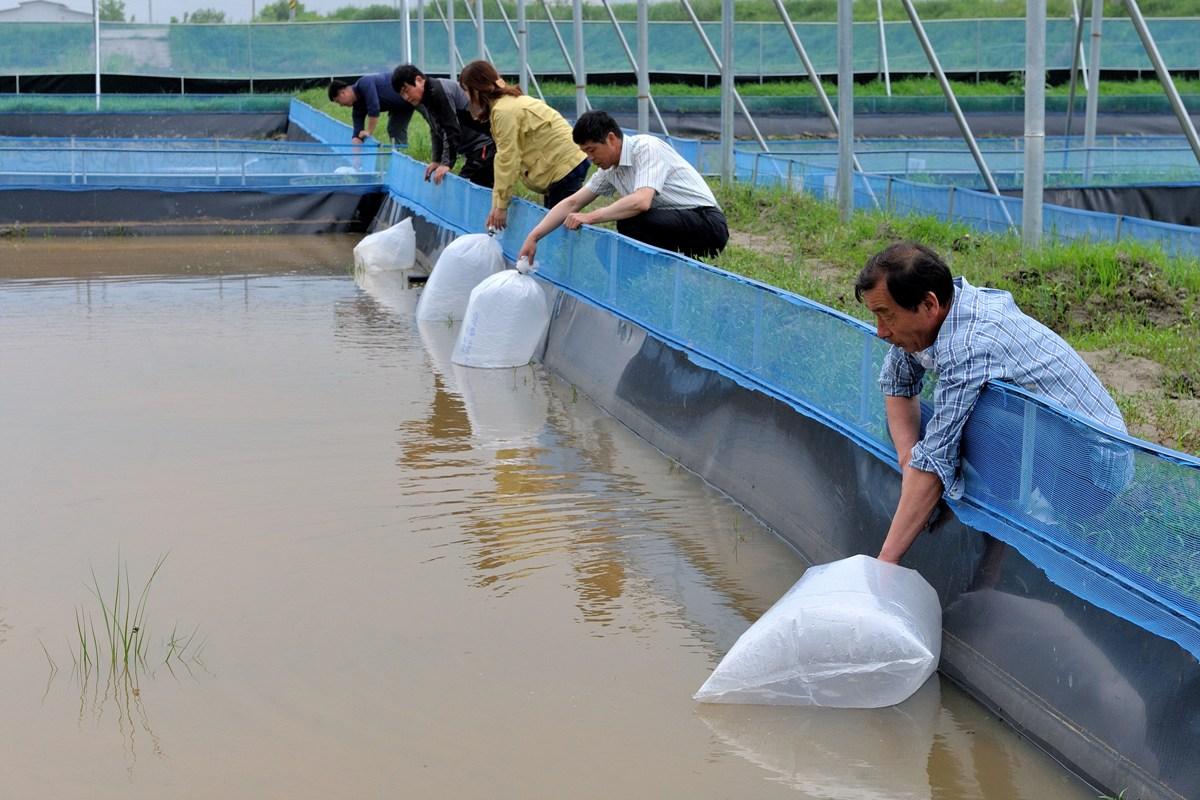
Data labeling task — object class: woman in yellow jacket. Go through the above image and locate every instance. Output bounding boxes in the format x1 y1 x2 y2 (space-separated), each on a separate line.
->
459 60 589 231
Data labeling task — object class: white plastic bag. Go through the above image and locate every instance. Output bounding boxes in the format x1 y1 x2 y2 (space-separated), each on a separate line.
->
415 233 505 322
353 217 416 273
451 269 551 368
695 554 941 708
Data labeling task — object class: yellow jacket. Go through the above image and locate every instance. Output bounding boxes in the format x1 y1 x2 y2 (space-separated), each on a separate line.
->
489 94 586 210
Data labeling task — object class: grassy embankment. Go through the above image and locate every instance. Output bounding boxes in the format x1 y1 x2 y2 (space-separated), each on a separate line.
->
540 77 1200 99
299 87 1198 454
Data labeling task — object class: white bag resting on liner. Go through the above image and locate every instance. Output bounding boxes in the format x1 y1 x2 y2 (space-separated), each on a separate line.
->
353 217 416 273
695 554 941 708
452 269 550 368
415 233 505 322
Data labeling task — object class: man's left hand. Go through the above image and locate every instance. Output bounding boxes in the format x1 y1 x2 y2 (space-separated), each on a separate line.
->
564 211 595 230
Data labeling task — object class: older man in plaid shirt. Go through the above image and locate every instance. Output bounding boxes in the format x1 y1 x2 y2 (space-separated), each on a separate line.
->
856 241 1128 564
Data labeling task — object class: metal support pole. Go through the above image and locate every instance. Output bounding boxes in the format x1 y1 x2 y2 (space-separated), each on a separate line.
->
1083 0 1102 180
93 0 101 111
517 0 528 93
679 0 770 151
720 0 733 184
1023 0 1046 249
599 0 669 135
401 0 411 63
476 0 484 59
447 0 456 75
770 0 869 178
899 0 1011 226
637 0 649 134
573 0 587 117
463 1 500 73
418 0 425 69
494 0 544 99
837 0 853 221
1064 0 1088 140
875 0 890 96
1125 0 1200 166
542 0 588 112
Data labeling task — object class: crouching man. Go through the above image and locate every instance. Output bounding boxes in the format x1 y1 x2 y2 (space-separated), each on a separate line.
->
518 110 728 265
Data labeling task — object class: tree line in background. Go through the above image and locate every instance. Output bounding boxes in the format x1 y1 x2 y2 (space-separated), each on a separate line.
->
96 0 1193 24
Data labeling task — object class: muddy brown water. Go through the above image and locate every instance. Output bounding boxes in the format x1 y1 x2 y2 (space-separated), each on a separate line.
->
0 236 1096 799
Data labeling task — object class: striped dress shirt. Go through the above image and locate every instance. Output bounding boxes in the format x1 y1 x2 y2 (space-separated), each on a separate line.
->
881 276 1126 499
584 134 720 210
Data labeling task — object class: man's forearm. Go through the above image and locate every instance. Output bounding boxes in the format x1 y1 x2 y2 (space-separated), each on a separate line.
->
587 190 652 223
364 116 379 137
886 394 922 468
879 466 943 563
528 196 585 243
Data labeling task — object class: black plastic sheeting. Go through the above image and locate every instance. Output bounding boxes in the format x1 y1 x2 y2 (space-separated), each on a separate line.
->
0 187 383 235
1018 184 1200 228
0 112 289 139
534 291 1198 800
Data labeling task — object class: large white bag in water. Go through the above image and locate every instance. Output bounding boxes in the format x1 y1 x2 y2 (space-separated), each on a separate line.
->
416 233 505 322
353 217 416 273
452 268 550 368
695 555 941 708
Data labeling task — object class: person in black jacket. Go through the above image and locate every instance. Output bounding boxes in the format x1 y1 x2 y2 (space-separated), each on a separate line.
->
391 65 496 188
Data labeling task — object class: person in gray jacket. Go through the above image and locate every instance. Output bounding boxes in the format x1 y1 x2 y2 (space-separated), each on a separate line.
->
391 65 496 188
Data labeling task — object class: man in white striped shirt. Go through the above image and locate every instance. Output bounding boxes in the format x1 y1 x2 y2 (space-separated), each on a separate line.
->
518 111 728 265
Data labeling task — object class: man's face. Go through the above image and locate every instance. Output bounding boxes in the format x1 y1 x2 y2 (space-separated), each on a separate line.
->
579 132 622 169
333 87 356 107
398 75 425 106
861 282 942 353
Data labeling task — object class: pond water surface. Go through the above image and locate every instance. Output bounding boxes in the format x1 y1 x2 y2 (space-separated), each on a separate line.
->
0 235 1096 799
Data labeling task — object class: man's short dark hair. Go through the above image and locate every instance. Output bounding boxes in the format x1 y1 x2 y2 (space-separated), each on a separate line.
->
572 110 623 146
854 241 954 311
391 64 425 92
328 79 351 101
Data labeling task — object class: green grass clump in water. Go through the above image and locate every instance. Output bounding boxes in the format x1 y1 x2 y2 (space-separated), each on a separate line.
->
70 553 205 682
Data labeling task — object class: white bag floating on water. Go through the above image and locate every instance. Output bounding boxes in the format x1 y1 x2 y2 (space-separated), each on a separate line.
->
452 266 550 369
353 217 416 273
695 554 941 708
416 233 505 322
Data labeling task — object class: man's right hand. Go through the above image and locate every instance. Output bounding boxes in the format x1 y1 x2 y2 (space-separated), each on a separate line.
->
424 162 438 181
518 238 537 266
351 136 364 145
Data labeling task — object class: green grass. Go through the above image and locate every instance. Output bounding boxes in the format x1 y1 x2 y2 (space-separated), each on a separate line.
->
68 553 205 684
540 77 1200 99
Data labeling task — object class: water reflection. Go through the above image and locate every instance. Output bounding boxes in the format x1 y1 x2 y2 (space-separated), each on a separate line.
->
348 271 779 643
699 676 942 799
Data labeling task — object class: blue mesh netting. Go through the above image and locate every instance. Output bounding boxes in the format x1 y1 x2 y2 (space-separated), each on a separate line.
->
2 17 1198 78
713 148 1200 257
0 132 383 190
297 102 1200 660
